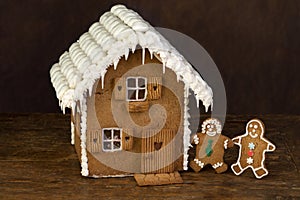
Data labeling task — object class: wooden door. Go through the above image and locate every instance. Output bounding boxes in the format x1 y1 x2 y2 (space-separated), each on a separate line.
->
141 129 175 173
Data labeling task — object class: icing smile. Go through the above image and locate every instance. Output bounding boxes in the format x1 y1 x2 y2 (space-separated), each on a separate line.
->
207 131 217 136
249 132 258 138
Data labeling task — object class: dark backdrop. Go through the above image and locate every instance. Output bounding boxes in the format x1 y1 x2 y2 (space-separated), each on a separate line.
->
0 0 299 114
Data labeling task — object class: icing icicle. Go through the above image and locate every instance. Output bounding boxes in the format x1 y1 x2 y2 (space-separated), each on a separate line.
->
101 74 105 89
124 48 129 60
142 48 145 65
149 49 153 60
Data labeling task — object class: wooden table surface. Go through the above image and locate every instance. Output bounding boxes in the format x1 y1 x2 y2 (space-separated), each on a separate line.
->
0 113 299 199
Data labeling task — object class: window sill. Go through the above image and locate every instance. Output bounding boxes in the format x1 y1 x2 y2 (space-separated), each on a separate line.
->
127 101 149 113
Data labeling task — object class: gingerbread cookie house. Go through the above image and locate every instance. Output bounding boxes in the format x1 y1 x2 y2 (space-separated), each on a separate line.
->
50 4 213 185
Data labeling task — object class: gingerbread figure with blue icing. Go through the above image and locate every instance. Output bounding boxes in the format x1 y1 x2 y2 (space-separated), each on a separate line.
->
231 119 276 179
189 118 234 173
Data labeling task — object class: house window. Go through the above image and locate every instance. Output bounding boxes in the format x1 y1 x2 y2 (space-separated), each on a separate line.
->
126 77 147 101
102 128 122 152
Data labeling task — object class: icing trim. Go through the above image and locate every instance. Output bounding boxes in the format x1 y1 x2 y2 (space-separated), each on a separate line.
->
183 86 191 170
212 162 223 169
224 139 228 149
194 158 204 168
71 121 75 145
80 97 89 176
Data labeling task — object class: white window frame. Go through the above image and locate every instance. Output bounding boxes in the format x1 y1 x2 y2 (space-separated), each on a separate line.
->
102 128 122 152
126 76 147 101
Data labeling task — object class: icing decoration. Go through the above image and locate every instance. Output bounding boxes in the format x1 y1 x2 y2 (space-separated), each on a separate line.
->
194 158 204 168
248 142 255 150
193 135 199 145
212 162 223 169
248 150 254 157
247 142 255 157
249 132 258 138
201 118 222 134
205 139 213 157
49 4 214 173
183 86 191 170
224 139 228 149
246 157 253 165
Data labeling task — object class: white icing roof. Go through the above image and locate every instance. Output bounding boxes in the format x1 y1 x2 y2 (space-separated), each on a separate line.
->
50 4 213 112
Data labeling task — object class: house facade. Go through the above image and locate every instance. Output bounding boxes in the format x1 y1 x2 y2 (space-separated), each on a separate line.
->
50 5 213 178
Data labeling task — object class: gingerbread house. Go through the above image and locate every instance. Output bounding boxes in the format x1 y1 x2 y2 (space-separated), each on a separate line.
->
50 4 213 184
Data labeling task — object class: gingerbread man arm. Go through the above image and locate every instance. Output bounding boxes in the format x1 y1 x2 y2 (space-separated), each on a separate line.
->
232 136 241 145
222 135 234 149
191 133 201 145
267 142 276 152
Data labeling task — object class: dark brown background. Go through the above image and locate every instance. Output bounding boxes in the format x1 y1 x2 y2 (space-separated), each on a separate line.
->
0 0 299 114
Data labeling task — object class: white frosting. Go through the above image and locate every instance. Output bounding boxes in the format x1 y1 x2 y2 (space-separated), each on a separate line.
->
71 121 75 145
49 4 213 172
183 86 191 170
224 139 228 149
194 158 204 168
92 174 132 178
201 118 222 134
80 97 89 176
212 162 223 169
246 157 253 165
193 135 199 145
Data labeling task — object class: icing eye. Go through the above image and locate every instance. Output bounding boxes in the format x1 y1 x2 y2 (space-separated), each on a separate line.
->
249 124 253 128
254 125 258 129
207 125 211 128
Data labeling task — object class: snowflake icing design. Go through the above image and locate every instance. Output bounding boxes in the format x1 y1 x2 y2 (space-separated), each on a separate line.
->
248 142 255 150
247 157 254 165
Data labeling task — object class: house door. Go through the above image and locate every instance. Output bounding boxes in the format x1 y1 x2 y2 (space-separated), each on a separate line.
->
141 129 175 173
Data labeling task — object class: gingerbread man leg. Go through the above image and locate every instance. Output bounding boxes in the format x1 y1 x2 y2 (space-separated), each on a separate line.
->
190 158 205 172
253 166 268 179
231 162 243 175
212 162 228 174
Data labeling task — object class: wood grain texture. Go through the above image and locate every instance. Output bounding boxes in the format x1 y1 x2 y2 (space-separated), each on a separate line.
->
0 113 299 199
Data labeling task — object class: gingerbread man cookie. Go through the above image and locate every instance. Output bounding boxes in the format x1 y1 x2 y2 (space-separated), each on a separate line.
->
231 119 276 179
190 118 233 173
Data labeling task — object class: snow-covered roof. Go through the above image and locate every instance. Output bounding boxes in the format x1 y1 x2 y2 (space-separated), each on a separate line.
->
50 4 213 112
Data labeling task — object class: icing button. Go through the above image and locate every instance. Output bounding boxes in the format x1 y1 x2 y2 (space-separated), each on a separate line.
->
248 150 254 157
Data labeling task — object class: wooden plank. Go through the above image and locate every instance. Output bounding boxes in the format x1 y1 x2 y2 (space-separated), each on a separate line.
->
122 128 133 151
0 113 299 199
128 101 149 113
89 130 101 153
147 77 162 100
141 129 175 174
113 77 126 100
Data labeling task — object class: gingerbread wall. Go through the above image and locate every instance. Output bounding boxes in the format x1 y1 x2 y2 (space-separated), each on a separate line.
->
82 49 185 176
